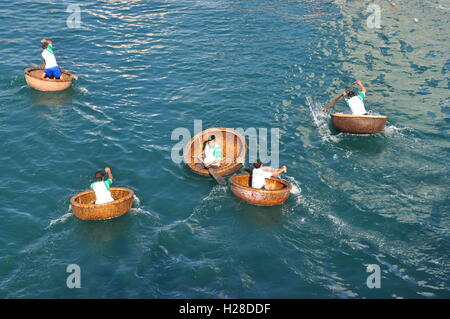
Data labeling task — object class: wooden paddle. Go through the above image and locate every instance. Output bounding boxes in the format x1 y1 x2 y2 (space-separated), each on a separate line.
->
208 167 227 185
322 82 359 112
193 155 226 184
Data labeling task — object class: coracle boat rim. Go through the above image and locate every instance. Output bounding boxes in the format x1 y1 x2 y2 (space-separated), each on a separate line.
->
183 127 247 177
230 175 292 194
70 187 134 209
330 113 388 119
25 67 74 82
184 127 247 163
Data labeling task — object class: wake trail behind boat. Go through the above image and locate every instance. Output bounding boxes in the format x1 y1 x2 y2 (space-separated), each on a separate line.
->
47 212 72 229
306 96 341 143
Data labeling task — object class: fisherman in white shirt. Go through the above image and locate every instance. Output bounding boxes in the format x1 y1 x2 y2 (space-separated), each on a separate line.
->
90 167 115 205
202 135 223 168
251 160 287 189
342 80 368 115
40 39 62 79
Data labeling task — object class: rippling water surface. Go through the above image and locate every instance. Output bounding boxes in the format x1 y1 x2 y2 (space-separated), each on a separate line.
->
0 0 449 298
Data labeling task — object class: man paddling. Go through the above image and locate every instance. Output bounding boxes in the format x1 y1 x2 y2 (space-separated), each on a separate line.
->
202 135 223 168
342 80 368 115
90 167 115 205
251 160 287 189
40 39 62 80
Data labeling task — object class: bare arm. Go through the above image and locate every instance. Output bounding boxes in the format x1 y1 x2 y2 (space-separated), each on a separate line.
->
105 167 113 180
271 166 287 177
342 91 348 101
357 80 366 94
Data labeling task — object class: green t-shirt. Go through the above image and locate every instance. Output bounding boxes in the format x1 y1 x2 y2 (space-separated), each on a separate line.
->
205 144 223 159
46 44 54 54
345 92 365 105
90 179 112 191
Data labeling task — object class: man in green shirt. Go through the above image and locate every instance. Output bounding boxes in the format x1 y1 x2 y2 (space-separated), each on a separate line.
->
202 135 223 168
40 39 62 79
90 167 114 204
342 80 368 115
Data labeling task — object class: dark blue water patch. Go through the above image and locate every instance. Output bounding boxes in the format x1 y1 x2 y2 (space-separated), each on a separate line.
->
427 111 437 119
377 32 390 43
409 63 431 75
442 58 450 75
379 47 391 57
416 86 432 95
364 53 375 71
441 101 450 117
399 40 414 53
373 73 386 84
424 77 440 88
440 102 450 137
333 134 388 156
425 50 438 59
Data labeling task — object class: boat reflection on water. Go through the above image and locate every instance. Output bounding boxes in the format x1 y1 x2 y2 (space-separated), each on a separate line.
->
73 213 133 248
232 200 286 226
29 88 73 106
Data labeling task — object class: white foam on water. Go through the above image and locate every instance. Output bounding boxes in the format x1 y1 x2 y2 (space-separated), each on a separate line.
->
327 214 345 228
129 195 159 218
287 176 302 196
130 207 154 217
306 97 341 143
175 184 229 223
417 291 436 298
383 125 413 137
77 86 89 95
202 184 227 201
133 195 140 207
47 212 72 229
282 176 305 216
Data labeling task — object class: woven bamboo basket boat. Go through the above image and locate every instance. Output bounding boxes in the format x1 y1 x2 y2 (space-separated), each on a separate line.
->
331 113 388 134
70 187 134 220
230 174 292 206
24 67 75 91
183 127 247 177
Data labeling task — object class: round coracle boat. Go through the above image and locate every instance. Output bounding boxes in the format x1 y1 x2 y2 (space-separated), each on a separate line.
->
70 187 134 220
230 174 292 206
24 67 75 92
183 127 247 177
331 113 388 134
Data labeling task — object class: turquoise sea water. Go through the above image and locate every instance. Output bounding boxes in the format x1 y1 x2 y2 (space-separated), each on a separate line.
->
0 0 449 298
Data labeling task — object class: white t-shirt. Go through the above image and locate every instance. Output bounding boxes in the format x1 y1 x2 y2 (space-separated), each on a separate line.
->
252 168 273 189
347 92 367 115
203 144 222 166
91 180 114 205
41 49 58 69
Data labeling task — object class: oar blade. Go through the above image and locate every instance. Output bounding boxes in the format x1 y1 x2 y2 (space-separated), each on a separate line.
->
208 168 227 185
